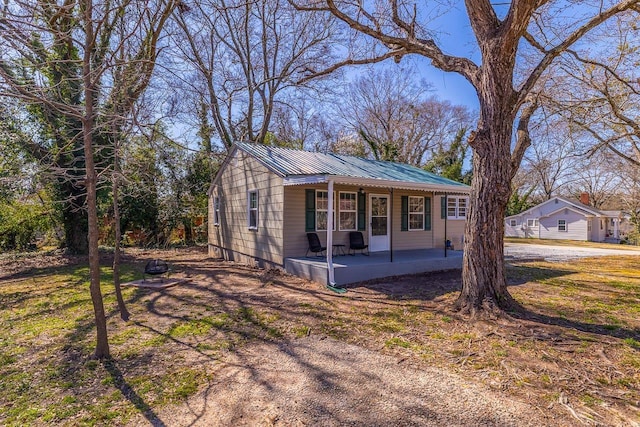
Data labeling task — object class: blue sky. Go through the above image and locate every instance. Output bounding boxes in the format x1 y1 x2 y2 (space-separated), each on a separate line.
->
403 2 512 111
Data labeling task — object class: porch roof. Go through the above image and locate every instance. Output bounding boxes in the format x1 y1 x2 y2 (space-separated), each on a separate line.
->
235 142 470 194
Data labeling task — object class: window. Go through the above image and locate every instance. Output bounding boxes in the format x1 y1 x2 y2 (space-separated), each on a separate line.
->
408 196 424 230
339 192 357 231
248 190 258 229
316 190 335 231
509 219 517 227
447 197 468 220
213 196 220 226
558 219 567 232
527 219 538 227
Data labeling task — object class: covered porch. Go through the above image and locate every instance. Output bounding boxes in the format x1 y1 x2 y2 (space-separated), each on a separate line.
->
284 248 463 287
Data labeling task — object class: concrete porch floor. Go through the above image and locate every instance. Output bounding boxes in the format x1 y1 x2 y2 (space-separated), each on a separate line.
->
284 249 463 287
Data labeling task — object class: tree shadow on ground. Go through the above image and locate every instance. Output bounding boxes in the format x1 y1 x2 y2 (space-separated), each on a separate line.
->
102 358 166 427
345 263 574 303
347 264 640 343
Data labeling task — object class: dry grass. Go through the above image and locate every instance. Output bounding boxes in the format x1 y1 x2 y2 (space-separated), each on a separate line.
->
505 237 640 251
1 248 639 425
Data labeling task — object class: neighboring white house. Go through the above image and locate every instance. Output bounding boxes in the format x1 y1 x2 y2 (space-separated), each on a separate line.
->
505 194 631 242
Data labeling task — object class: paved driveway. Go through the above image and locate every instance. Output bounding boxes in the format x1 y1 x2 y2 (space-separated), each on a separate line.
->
504 242 640 262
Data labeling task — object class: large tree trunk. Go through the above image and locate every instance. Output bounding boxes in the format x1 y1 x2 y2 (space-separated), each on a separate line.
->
61 198 88 254
455 54 520 315
57 175 89 254
456 130 519 315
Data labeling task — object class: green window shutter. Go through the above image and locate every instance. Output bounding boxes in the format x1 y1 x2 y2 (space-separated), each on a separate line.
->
305 189 315 231
357 191 366 231
441 196 446 219
424 196 431 230
401 196 408 231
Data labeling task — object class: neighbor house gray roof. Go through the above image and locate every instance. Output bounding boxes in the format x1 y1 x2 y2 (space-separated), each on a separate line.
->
232 142 469 193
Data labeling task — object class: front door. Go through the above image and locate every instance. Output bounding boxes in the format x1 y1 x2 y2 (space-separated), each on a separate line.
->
369 194 389 252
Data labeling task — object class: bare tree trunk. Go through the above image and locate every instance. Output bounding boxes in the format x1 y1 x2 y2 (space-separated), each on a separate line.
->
83 0 109 359
112 146 130 321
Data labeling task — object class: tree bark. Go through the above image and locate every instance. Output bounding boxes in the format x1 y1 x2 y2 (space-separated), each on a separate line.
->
112 151 130 321
83 0 110 359
61 198 88 254
456 130 519 315
455 35 521 315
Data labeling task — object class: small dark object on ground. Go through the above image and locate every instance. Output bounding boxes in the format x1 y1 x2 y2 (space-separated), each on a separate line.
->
144 259 170 282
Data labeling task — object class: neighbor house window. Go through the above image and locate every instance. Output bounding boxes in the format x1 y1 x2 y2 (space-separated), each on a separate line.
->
409 196 424 230
213 196 220 226
527 219 538 227
558 219 567 232
248 190 258 229
339 192 357 231
509 219 517 226
316 190 335 231
447 197 468 220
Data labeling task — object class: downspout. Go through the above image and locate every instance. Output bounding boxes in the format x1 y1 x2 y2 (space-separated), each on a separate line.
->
444 193 448 258
389 188 394 263
327 179 335 286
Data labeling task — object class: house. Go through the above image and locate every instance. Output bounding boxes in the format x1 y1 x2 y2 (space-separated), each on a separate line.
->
504 194 631 242
207 142 470 286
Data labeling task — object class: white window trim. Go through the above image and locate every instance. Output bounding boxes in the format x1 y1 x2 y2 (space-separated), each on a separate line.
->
247 190 258 230
558 219 567 232
408 196 425 231
527 218 538 227
213 196 220 226
447 196 468 220
509 219 517 227
338 191 357 231
316 190 336 231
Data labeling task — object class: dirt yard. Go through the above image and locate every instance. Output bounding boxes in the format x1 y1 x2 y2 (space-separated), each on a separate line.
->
1 247 639 426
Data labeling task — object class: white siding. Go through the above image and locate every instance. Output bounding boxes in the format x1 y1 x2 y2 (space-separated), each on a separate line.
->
539 209 588 241
506 198 602 241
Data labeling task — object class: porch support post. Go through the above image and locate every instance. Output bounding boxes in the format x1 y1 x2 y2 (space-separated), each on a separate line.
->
614 218 619 239
327 179 335 286
389 188 394 263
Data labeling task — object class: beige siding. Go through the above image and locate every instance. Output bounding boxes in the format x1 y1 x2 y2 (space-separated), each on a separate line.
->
283 186 468 257
209 151 284 266
432 195 466 249
391 190 434 250
283 185 362 258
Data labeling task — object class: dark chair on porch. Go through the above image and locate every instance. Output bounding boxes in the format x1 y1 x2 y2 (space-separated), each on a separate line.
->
349 231 369 256
306 233 326 257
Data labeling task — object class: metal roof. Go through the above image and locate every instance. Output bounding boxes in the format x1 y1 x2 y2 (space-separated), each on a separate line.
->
234 142 469 190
